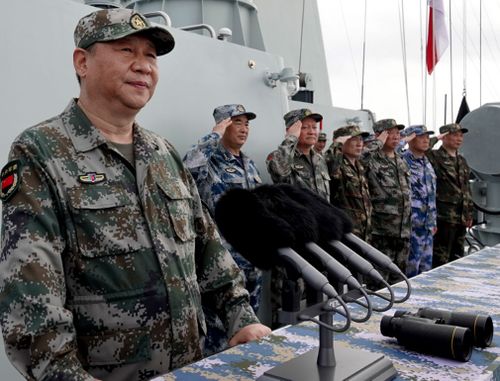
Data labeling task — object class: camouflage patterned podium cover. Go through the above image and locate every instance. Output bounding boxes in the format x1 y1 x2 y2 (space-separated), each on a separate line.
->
155 247 500 381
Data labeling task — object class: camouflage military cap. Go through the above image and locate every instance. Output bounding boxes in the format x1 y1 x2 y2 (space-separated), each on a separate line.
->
401 124 434 137
363 133 376 143
439 123 469 134
284 109 323 128
74 8 175 56
317 132 327 141
373 118 405 133
333 125 370 139
213 104 256 124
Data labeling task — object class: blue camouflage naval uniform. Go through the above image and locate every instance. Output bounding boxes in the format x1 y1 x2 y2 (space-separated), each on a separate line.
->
401 149 437 277
0 100 259 381
183 132 263 312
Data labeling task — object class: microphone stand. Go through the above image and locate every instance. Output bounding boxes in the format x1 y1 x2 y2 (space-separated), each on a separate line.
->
259 288 398 381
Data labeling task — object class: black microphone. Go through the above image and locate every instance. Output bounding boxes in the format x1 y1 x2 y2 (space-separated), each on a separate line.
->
214 188 295 270
274 185 386 283
249 185 372 321
214 188 336 298
274 185 404 310
251 185 364 291
343 233 402 275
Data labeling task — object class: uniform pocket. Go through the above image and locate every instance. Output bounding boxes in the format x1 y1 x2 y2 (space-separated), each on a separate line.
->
77 327 151 367
67 185 144 257
157 180 196 242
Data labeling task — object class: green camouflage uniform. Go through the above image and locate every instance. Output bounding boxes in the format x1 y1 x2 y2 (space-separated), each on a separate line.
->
325 126 372 241
0 100 258 381
426 123 473 267
361 119 411 280
265 109 328 326
266 109 330 201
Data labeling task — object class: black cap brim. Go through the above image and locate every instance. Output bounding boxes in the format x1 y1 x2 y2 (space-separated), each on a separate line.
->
415 131 434 136
303 113 323 123
138 26 175 56
232 112 256 121
356 131 370 138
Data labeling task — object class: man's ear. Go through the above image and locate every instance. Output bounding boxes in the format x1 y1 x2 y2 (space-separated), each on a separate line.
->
73 48 89 80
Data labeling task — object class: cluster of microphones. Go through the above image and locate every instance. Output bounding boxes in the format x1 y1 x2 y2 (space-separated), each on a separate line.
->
214 184 493 363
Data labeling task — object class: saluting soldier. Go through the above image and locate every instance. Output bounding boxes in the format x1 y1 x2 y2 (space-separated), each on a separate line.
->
426 123 473 268
400 125 437 277
0 9 270 381
183 104 263 354
183 104 262 216
361 119 412 282
265 108 329 328
324 125 372 241
266 108 330 200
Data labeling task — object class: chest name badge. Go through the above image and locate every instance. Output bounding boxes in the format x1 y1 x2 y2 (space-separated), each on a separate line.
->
225 167 237 174
0 160 21 201
78 172 106 184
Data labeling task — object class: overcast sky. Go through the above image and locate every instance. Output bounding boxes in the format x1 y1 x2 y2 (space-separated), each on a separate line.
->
317 0 500 131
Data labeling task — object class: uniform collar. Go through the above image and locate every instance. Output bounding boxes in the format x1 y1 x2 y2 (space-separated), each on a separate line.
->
218 140 247 162
63 99 110 153
63 99 159 163
406 150 426 161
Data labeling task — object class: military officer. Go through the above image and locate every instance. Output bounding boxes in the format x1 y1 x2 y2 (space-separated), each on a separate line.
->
183 104 263 354
426 123 473 267
313 131 328 154
184 104 261 217
324 125 372 241
400 125 437 277
361 119 412 282
266 108 330 200
0 8 269 381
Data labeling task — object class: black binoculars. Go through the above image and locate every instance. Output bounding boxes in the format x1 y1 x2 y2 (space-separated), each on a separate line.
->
380 308 494 362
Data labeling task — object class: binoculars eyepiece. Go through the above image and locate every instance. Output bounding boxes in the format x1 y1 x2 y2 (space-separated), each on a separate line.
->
380 308 494 362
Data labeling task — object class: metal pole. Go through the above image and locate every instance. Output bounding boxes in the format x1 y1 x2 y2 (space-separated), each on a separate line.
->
360 0 368 109
444 93 447 125
480 0 482 105
449 0 454 119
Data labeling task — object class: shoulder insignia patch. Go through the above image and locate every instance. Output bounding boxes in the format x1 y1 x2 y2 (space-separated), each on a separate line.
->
225 167 237 174
78 172 106 184
0 160 21 202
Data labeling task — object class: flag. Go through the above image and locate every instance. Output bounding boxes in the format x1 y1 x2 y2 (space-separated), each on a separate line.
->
455 95 470 123
426 0 449 74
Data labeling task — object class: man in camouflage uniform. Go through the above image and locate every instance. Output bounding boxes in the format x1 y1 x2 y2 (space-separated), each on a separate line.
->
183 104 263 354
324 125 372 241
266 108 330 200
313 132 327 154
400 125 437 277
426 123 473 268
265 109 329 327
361 119 411 282
0 9 269 381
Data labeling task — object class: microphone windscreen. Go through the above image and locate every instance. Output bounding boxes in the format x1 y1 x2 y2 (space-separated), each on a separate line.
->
252 185 319 244
214 188 295 270
276 185 352 240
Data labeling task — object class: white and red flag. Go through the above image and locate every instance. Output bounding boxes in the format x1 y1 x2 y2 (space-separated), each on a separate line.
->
426 0 449 74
